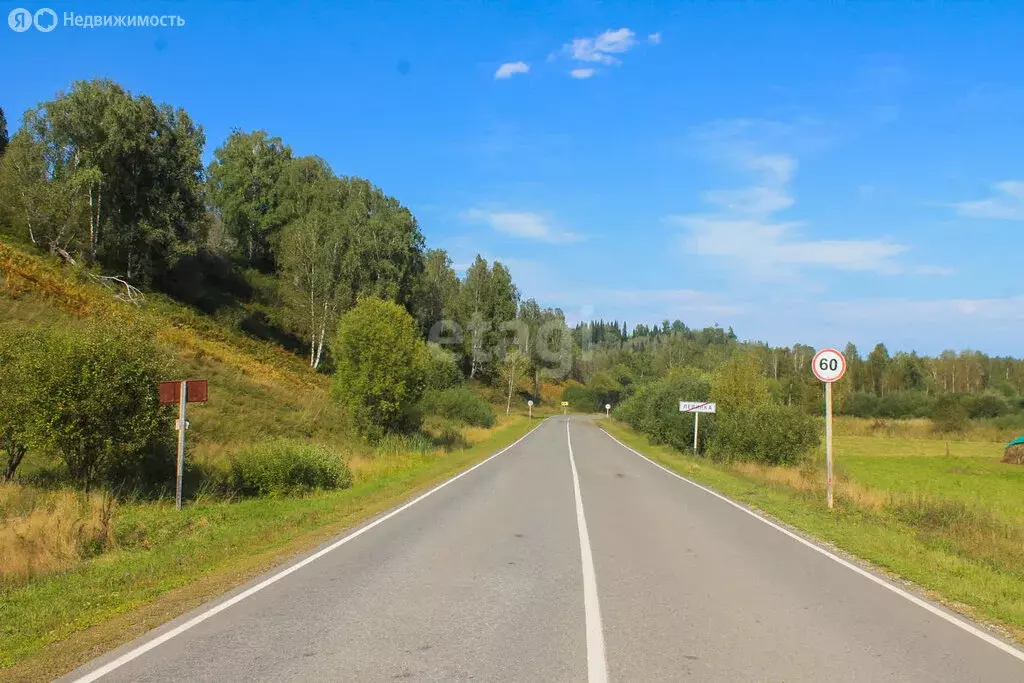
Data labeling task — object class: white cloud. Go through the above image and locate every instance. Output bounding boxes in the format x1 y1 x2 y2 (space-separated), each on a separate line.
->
494 61 530 79
567 28 637 64
670 124 915 277
647 32 661 45
460 209 584 244
914 265 956 276
951 180 1024 220
570 68 596 80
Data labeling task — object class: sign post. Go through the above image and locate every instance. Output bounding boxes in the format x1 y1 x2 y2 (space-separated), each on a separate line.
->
605 403 611 417
679 401 717 455
811 349 847 510
159 379 209 510
561 401 569 415
528 399 534 419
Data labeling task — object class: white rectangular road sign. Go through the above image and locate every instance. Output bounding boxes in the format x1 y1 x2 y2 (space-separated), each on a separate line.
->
679 401 716 414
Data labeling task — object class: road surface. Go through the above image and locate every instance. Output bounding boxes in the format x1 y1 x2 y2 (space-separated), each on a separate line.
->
64 417 1024 682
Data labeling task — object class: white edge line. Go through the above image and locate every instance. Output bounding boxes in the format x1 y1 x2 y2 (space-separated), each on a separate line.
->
71 419 551 683
566 420 609 683
598 427 1024 664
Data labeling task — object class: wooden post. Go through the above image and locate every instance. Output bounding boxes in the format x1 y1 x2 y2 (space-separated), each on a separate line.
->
176 380 187 511
826 381 834 510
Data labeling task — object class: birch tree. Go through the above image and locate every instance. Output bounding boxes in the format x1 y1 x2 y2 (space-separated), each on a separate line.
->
499 347 529 415
279 178 350 369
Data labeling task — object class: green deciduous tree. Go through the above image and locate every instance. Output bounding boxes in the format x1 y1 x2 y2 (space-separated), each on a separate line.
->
5 80 206 283
331 297 428 440
499 347 530 415
207 129 293 268
414 248 460 338
456 255 519 380
24 326 169 493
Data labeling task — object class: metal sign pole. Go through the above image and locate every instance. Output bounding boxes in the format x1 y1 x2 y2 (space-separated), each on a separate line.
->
825 381 834 510
693 412 700 454
176 380 187 511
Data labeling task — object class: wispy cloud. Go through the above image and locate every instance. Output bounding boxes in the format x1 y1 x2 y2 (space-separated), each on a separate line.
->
460 209 584 244
670 120 915 278
494 61 529 80
554 27 657 78
950 180 1024 220
566 28 637 64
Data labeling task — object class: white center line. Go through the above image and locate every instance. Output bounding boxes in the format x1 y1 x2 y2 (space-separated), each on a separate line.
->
566 419 609 683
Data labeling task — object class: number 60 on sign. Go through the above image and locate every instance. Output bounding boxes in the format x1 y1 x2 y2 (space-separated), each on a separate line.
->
812 348 846 383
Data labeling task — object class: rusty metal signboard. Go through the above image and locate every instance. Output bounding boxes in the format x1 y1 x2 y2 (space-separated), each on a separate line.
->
159 380 208 405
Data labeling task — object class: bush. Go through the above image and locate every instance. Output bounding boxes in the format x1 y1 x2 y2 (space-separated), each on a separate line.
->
963 393 1009 419
931 395 969 434
424 343 463 391
228 440 352 497
876 391 934 419
420 387 495 427
841 391 880 418
562 384 599 413
709 404 820 466
20 324 170 493
331 297 428 441
614 368 713 453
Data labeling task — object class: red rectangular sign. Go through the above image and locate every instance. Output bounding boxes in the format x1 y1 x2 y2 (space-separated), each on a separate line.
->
158 380 209 405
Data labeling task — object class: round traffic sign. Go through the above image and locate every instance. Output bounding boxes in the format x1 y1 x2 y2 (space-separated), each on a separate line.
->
812 348 847 383
527 399 534 406
605 404 611 410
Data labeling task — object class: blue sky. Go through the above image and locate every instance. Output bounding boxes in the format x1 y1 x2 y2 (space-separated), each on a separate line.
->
3 1 1024 356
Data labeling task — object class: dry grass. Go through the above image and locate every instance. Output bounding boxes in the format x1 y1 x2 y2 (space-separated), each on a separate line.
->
834 415 1023 443
728 460 890 510
0 485 115 585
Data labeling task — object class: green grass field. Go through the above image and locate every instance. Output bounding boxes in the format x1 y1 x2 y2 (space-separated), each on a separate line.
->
600 419 1024 647
835 435 1024 524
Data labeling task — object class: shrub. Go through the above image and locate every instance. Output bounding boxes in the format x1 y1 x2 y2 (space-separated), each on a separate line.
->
331 297 428 441
228 440 352 497
22 325 170 493
562 384 599 413
931 395 969 434
841 392 880 418
614 368 713 453
0 325 34 482
963 393 1009 419
709 404 820 466
424 343 463 391
420 387 495 427
876 391 934 419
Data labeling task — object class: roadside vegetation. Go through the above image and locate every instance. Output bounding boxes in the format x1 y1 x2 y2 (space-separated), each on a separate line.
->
2 80 1023 677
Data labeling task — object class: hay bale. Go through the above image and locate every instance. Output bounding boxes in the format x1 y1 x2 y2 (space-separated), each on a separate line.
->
1002 444 1024 465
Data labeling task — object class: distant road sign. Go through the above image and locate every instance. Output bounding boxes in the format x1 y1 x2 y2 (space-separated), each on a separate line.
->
560 401 569 407
605 404 611 410
159 379 208 405
679 401 716 414
812 348 847 383
528 400 534 406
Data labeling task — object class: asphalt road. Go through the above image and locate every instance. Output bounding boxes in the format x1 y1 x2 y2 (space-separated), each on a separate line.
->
63 417 1024 682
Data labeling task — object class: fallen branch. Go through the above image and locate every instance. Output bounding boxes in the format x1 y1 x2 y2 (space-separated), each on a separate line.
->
88 273 145 306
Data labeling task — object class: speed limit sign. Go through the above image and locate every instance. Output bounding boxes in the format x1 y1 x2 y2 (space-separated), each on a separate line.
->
812 348 847 383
